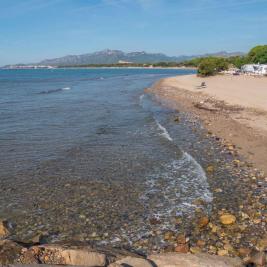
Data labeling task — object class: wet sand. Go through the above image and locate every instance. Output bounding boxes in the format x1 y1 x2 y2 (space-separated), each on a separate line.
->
147 74 267 173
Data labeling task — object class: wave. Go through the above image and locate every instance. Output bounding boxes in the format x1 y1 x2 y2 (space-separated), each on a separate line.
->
39 87 71 94
140 151 213 227
155 119 173 141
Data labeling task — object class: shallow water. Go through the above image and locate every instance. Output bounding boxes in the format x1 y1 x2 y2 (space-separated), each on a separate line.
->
0 68 215 247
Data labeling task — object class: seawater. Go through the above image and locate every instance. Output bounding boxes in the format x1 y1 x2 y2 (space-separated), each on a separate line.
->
0 68 212 247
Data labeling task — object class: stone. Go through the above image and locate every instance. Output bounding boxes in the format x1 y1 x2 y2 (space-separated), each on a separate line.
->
246 252 266 266
217 249 228 256
176 234 187 244
174 244 189 253
0 239 23 265
238 247 251 257
196 240 205 247
174 116 180 123
220 214 236 225
20 249 39 264
148 252 243 267
164 231 175 241
198 216 209 228
206 165 214 173
257 235 267 251
37 244 107 266
0 220 10 238
108 256 153 267
190 247 201 254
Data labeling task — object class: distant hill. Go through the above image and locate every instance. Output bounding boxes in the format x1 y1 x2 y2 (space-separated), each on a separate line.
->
38 49 244 66
2 49 245 68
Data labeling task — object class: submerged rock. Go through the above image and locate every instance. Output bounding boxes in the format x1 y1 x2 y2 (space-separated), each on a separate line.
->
198 216 209 228
220 214 236 225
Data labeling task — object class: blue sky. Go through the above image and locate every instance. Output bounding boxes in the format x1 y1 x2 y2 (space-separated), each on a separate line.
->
0 0 266 65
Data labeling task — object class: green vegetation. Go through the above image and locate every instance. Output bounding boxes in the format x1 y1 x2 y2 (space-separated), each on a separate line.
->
184 45 267 76
197 57 228 76
247 45 267 64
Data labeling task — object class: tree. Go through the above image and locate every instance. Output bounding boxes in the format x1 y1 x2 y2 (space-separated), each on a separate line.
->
197 57 228 76
247 45 267 64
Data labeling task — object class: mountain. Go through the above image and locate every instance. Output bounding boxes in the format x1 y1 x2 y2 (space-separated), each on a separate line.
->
37 49 244 66
2 50 245 68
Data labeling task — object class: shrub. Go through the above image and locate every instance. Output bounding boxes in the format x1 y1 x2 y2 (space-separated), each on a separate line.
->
197 57 228 76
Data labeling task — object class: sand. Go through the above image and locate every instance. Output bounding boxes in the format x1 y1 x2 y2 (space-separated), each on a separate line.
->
147 74 267 173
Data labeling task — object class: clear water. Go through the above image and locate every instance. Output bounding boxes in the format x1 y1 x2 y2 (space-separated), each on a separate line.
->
0 68 212 246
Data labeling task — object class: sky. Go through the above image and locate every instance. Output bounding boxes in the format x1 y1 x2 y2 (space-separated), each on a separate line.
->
0 0 266 65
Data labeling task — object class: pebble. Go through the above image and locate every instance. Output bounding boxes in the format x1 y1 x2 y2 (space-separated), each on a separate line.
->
198 216 209 228
219 214 236 225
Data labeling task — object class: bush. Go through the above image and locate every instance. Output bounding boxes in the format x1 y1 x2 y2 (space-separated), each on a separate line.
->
197 57 228 76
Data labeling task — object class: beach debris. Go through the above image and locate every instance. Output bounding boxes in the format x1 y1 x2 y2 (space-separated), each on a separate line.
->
194 101 220 112
220 214 236 225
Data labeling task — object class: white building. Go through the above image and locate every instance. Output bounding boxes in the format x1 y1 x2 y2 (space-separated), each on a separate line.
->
241 64 259 73
257 65 267 75
241 64 267 76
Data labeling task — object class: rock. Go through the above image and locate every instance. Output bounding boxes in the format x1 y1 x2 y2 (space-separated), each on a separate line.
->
148 252 243 267
174 244 189 253
190 247 201 254
238 247 251 257
246 251 266 266
174 116 180 123
108 256 153 267
0 239 23 265
196 240 206 247
214 188 223 193
257 235 267 251
217 249 228 256
164 231 175 241
220 214 236 225
206 165 215 173
176 234 187 244
37 244 108 266
198 216 209 228
149 217 161 225
20 248 39 264
0 220 10 238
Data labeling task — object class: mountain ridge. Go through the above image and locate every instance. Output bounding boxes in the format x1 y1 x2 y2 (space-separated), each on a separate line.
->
4 49 245 67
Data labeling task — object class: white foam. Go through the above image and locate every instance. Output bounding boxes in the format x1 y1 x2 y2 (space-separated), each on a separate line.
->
155 120 173 141
141 151 213 225
62 87 71 90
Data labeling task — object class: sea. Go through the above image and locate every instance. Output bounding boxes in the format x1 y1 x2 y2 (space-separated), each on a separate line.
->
0 68 213 249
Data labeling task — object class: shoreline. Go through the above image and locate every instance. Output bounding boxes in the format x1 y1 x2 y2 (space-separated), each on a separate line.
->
147 74 267 173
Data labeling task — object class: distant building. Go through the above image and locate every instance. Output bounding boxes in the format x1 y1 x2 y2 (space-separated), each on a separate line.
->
118 60 133 64
241 64 259 73
241 64 267 75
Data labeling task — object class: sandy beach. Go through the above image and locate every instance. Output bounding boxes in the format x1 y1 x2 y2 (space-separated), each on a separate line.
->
147 74 267 173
